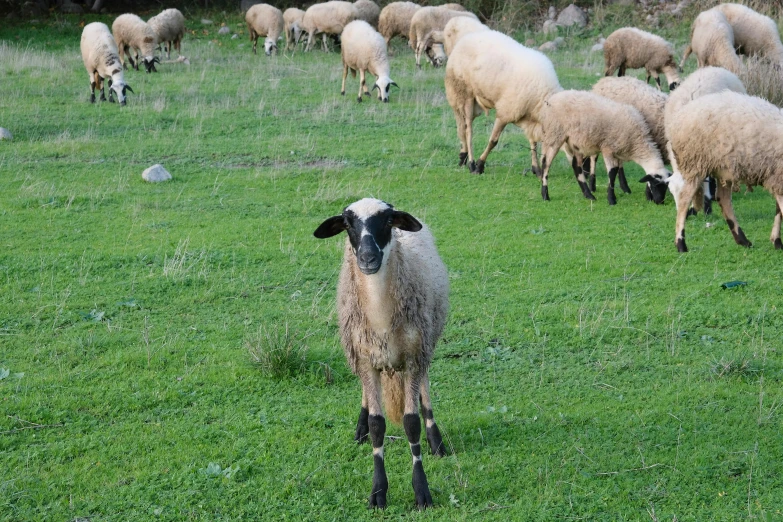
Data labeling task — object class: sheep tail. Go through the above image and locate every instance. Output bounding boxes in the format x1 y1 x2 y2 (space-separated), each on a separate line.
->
381 371 405 425
680 45 692 69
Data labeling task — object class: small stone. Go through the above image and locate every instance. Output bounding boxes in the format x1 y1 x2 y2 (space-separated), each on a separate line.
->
556 4 588 28
0 128 12 141
525 38 535 47
201 18 213 25
548 5 556 20
591 42 604 52
142 164 171 183
539 41 558 52
542 19 558 36
218 26 230 35
231 34 239 39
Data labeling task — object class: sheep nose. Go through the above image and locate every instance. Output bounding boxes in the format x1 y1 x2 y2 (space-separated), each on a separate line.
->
383 98 388 103
359 250 379 265
120 100 126 106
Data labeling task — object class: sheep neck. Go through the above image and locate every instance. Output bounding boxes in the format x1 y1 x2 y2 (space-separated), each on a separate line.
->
355 245 397 337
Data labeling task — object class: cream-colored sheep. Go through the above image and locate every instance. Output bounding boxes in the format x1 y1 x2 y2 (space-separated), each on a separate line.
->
283 8 305 50
246 4 284 55
680 9 742 74
603 27 680 90
354 0 380 28
340 20 397 102
539 90 670 204
148 8 185 59
441 3 466 11
445 30 562 175
422 15 487 60
112 14 159 73
667 91 783 252
378 1 420 45
714 3 783 63
80 22 133 105
301 1 358 52
409 6 477 68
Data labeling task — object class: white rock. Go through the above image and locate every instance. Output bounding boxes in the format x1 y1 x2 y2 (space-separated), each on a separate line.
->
591 42 604 52
557 4 587 28
142 164 172 183
218 26 230 35
201 18 213 25
0 128 12 141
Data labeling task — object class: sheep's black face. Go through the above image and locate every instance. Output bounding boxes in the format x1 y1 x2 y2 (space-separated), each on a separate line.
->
143 57 160 73
639 175 668 205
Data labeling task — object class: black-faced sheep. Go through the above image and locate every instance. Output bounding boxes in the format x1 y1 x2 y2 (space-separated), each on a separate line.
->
314 198 449 510
340 20 398 103
284 7 305 50
246 4 284 56
112 14 160 73
80 22 134 105
148 8 185 60
603 27 680 91
680 9 743 74
301 1 358 52
408 6 477 68
378 1 420 45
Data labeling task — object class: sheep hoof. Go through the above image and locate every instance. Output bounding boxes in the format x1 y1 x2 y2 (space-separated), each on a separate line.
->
475 159 485 174
340 91 345 96
774 238 783 250
90 94 96 103
412 467 433 510
468 160 478 174
541 185 550 201
607 192 617 205
583 188 596 201
368 487 387 510
357 96 362 103
676 238 688 253
458 152 468 166
364 91 370 97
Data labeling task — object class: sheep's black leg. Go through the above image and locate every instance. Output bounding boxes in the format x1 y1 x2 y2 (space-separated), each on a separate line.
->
581 157 595 192
458 152 468 166
772 200 783 249
99 86 106 102
716 184 752 247
90 81 96 103
355 404 369 444
618 167 631 194
419 375 446 457
572 156 595 200
404 413 433 509
368 414 388 509
607 167 618 205
656 76 662 89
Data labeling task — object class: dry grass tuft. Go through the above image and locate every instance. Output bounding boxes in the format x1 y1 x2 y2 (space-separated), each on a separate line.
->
738 56 783 107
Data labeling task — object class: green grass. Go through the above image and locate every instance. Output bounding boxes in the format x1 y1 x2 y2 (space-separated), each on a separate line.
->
2 12 783 521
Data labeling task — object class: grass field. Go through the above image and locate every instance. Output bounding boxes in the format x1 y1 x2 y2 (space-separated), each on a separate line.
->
2 10 783 521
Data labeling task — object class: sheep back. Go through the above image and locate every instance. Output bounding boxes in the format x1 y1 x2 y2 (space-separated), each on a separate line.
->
354 0 381 28
714 3 783 63
302 1 358 36
81 22 122 76
442 16 487 55
378 1 420 42
246 4 284 41
408 6 477 51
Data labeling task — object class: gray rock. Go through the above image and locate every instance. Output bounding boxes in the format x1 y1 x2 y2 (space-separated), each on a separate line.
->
591 42 604 52
0 128 12 141
548 5 556 20
142 164 172 183
201 18 213 25
539 37 565 52
218 26 230 35
525 38 535 47
542 19 558 35
556 4 587 28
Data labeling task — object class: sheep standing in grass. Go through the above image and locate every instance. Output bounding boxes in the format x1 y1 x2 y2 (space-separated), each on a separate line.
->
667 91 783 252
80 22 134 105
378 1 420 45
340 20 398 103
301 1 358 52
539 90 670 204
408 6 477 68
148 8 185 60
603 27 680 90
314 198 449 510
284 8 305 50
112 14 160 73
714 3 783 64
445 30 562 175
246 4 284 56
680 9 742 74
354 0 380 28
421 15 488 60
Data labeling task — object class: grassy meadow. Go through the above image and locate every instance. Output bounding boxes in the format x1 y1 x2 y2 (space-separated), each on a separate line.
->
2 9 783 521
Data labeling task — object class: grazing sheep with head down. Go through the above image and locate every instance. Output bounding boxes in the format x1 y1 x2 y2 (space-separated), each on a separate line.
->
301 1 359 52
80 22 134 105
148 8 185 60
112 14 160 73
421 15 488 59
680 9 742 74
340 20 398 102
603 27 680 90
284 8 305 50
354 0 381 28
246 4 284 55
408 6 477 68
714 3 783 64
314 198 449 510
378 1 420 45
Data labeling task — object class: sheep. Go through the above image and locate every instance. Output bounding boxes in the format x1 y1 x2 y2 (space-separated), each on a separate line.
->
408 6 477 68
354 0 380 28
245 4 284 56
147 8 185 60
80 22 134 106
714 3 783 64
603 27 680 91
340 20 398 103
313 198 449 510
445 30 562 175
666 91 783 252
378 1 420 45
591 76 669 203
301 1 358 52
539 90 670 204
421 15 488 61
112 14 160 73
283 7 305 50
440 3 466 11
680 9 742 74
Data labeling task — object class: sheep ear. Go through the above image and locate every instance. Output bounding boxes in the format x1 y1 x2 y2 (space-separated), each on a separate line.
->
639 175 665 185
390 82 399 89
125 85 134 94
314 215 347 238
390 211 422 232
372 84 379 92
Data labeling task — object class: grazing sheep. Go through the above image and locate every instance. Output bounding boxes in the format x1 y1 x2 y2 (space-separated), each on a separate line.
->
354 0 380 28
378 1 420 45
148 8 185 60
284 7 305 50
667 91 783 252
340 20 398 102
539 90 670 204
80 22 134 105
408 6 477 68
422 15 488 59
112 14 160 73
603 27 680 90
680 9 742 74
246 4 284 55
301 1 359 52
445 30 562 175
313 198 449 510
714 3 783 64
440 3 466 11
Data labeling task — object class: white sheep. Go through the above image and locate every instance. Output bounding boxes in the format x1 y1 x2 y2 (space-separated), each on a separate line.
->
714 3 783 64
421 15 488 62
408 6 477 68
445 29 562 175
378 1 420 45
301 1 358 52
680 9 742 74
314 198 450 510
283 7 305 50
440 3 466 11
666 91 783 252
80 22 133 105
245 4 284 55
539 90 670 204
147 8 185 60
112 14 160 73
340 20 398 103
603 27 680 90
354 0 380 28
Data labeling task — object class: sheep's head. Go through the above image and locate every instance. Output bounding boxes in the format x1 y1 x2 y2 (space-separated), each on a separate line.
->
425 42 446 68
372 76 399 103
108 75 134 106
143 56 160 73
292 22 303 44
639 170 671 205
265 38 278 56
313 198 422 275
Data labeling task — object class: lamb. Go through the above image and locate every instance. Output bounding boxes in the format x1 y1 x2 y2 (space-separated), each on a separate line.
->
354 0 380 28
112 14 160 73
408 6 477 68
340 20 398 103
378 1 420 45
680 9 742 74
147 8 185 60
80 22 134 106
539 90 670 204
603 27 680 90
313 198 449 510
445 30 562 175
283 7 305 50
245 4 284 55
714 3 783 64
666 91 783 252
420 15 488 64
301 1 358 52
